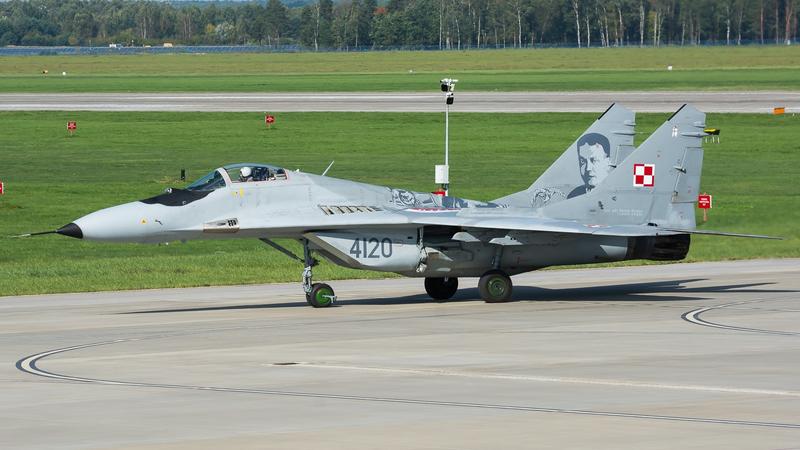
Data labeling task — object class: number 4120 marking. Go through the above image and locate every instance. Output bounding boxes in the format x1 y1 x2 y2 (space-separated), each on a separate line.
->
349 238 393 258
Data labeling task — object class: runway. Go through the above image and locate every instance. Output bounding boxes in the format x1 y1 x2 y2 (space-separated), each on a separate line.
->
2 259 800 449
1 91 799 113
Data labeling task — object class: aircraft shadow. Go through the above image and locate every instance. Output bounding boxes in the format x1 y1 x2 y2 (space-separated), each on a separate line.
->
123 279 796 314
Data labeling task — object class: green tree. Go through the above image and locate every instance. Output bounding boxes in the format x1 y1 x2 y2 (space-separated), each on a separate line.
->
265 0 289 45
318 0 334 47
238 3 264 44
358 0 377 46
72 12 97 43
299 5 318 48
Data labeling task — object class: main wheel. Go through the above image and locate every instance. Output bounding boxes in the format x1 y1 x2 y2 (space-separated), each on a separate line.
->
424 277 459 300
478 270 512 303
307 283 336 308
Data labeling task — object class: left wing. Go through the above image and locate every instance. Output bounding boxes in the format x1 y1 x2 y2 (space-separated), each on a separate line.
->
229 205 779 240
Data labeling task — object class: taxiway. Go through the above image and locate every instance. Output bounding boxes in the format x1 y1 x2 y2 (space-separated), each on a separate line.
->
2 259 799 449
1 91 798 113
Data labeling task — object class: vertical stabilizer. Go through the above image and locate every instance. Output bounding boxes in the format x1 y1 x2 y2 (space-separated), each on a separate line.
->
494 104 636 208
540 104 706 228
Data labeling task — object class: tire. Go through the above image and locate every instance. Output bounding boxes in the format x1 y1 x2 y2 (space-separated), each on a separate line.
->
478 270 512 303
424 277 459 300
307 283 335 308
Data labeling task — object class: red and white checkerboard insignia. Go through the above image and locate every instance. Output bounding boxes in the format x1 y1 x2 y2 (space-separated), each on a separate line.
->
633 163 655 187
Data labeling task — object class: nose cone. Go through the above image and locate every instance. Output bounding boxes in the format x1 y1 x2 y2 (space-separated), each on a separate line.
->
56 222 83 239
72 201 169 243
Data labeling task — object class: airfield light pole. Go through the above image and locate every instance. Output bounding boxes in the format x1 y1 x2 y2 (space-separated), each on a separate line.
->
437 78 457 196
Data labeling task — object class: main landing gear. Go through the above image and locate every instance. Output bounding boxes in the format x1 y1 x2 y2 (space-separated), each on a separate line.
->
478 270 513 303
424 270 512 303
476 244 513 303
424 277 459 300
261 238 337 308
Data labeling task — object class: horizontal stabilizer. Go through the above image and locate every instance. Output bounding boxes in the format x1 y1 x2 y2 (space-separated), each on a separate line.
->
395 209 782 240
661 228 783 240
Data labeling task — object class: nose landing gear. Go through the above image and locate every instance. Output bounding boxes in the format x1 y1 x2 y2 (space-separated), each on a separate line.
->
302 262 336 308
261 238 336 307
301 241 337 308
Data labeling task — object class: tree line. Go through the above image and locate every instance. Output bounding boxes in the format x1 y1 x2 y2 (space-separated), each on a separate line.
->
0 0 797 49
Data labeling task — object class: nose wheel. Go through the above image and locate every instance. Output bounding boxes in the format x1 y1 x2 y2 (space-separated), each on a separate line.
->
301 243 337 308
307 282 336 308
261 237 336 308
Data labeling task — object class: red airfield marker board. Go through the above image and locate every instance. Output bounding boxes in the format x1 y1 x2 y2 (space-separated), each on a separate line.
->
698 194 712 222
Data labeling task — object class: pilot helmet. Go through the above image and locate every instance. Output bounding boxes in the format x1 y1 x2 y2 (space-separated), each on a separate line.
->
240 167 252 178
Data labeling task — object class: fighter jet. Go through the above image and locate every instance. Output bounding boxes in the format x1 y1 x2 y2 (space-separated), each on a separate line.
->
42 104 777 307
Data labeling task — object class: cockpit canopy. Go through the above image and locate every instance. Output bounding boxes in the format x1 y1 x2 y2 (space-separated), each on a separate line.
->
186 163 288 191
185 170 226 191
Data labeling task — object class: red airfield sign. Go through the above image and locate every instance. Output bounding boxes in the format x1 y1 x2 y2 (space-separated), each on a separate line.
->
698 194 712 209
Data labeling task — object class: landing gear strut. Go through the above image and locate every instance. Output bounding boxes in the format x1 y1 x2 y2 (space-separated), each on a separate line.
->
478 270 512 303
302 240 336 308
260 238 336 307
424 277 458 300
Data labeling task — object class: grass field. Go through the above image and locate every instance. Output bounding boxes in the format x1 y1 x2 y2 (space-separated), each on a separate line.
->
1 46 799 92
0 111 797 296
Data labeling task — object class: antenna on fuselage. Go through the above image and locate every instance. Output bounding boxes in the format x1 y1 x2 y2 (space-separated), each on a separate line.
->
322 160 335 176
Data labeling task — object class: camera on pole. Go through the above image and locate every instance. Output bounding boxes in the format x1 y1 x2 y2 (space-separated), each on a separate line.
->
441 79 456 105
440 79 457 92
440 78 457 102
435 78 458 196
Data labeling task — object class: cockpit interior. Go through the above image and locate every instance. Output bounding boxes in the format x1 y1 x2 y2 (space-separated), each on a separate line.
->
186 164 288 191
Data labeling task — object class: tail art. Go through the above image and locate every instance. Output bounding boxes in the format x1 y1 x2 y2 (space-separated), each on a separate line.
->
494 103 636 208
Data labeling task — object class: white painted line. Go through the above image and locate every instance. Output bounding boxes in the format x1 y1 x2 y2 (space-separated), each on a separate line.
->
281 362 800 398
683 297 800 336
18 339 800 430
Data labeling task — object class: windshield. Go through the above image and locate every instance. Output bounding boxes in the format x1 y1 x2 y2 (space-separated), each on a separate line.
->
186 170 227 191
